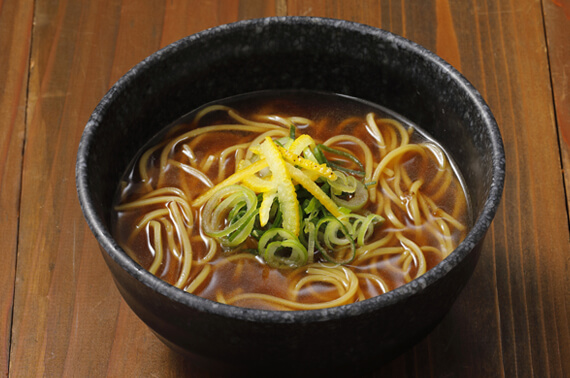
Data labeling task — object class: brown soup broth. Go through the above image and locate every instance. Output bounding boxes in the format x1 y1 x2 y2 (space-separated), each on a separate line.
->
112 90 471 310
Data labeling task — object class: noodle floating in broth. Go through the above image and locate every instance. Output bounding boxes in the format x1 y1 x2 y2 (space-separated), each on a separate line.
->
112 91 470 310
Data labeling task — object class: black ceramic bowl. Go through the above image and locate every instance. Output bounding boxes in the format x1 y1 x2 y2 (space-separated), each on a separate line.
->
76 17 505 376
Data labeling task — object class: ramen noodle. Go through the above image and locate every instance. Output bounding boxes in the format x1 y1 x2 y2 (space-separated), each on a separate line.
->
112 91 470 310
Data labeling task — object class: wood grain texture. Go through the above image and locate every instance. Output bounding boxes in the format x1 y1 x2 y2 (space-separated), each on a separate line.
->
423 1 570 376
542 1 570 375
10 1 124 376
473 1 570 375
544 0 570 224
0 0 34 376
4 0 570 377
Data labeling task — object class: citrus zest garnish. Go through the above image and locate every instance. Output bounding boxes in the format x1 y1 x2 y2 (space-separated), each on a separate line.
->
192 159 268 207
277 146 337 180
259 137 301 235
285 162 342 218
259 190 277 227
288 134 316 155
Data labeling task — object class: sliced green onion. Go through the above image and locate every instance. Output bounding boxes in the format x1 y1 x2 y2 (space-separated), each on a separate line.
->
315 216 356 264
356 214 383 246
202 185 258 247
326 162 366 177
302 146 319 164
258 228 307 268
303 197 321 216
312 145 327 165
275 137 293 149
338 207 351 215
226 212 258 247
328 171 358 194
227 200 247 222
258 228 294 252
289 124 296 139
331 180 369 211
317 144 365 175
200 134 385 268
304 220 316 264
264 239 308 268
271 206 283 229
340 213 384 246
251 199 283 240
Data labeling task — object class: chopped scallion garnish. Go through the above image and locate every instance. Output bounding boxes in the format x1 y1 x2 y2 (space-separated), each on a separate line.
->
201 133 384 269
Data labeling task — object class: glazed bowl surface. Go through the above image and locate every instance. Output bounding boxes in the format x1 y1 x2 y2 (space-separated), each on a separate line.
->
76 16 505 375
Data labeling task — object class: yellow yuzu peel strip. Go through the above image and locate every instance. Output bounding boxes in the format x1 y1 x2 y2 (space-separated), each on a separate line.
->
259 137 300 235
192 159 268 207
285 162 342 218
288 134 316 155
259 190 277 227
277 145 336 180
193 134 344 237
242 173 276 193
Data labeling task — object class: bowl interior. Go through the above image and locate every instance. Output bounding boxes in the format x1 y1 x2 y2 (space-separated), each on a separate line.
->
77 16 504 319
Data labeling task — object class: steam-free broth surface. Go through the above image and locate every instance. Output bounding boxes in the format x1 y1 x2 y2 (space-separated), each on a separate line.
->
113 91 470 310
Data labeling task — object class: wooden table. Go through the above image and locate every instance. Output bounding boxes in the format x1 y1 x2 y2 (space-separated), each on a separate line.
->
2 1 569 376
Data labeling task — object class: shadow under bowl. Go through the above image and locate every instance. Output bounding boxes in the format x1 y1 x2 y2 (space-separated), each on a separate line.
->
76 16 505 376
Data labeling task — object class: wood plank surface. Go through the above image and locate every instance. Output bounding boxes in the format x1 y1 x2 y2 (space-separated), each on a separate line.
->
10 1 123 376
0 0 34 376
544 0 570 225
4 0 570 377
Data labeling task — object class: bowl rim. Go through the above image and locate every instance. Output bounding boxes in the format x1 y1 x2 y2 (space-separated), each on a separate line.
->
76 16 505 324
